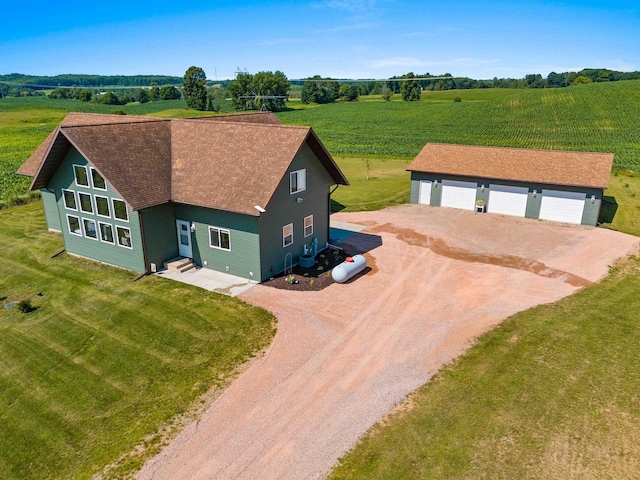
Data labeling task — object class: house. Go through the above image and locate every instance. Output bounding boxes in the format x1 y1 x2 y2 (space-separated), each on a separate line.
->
407 143 613 226
17 112 349 281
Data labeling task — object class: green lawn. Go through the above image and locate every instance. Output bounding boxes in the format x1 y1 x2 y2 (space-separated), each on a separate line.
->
330 253 640 479
0 203 275 479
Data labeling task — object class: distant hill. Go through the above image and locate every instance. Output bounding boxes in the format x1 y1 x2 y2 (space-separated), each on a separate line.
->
0 73 183 89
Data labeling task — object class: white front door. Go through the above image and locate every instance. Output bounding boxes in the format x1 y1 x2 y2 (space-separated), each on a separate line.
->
488 184 529 217
418 180 432 205
176 220 193 258
441 179 477 211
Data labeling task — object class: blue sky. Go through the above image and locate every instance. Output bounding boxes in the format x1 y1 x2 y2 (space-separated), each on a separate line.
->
1 0 638 80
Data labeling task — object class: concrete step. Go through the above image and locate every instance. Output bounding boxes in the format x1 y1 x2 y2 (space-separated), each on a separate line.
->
164 257 195 273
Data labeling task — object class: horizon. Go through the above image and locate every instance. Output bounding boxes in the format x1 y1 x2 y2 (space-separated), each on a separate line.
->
2 1 639 81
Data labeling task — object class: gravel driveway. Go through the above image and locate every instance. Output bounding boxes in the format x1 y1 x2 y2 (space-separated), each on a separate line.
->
137 205 639 480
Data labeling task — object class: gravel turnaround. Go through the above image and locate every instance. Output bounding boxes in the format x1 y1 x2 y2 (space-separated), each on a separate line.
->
137 205 639 480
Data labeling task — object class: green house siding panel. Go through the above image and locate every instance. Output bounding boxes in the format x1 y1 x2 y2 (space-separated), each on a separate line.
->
140 203 178 269
259 144 334 280
47 147 146 272
41 189 61 231
410 172 602 226
174 204 261 280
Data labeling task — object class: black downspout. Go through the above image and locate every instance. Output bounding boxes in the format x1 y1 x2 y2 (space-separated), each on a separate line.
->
328 184 339 243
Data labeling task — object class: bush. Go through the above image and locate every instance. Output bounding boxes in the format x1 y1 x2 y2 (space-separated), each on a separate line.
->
17 299 36 313
454 96 462 102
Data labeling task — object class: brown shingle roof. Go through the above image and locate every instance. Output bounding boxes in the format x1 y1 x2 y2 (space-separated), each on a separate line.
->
407 143 613 189
187 111 282 125
20 113 348 215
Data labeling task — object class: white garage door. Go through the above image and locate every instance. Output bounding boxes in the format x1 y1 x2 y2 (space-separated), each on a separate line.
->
441 179 477 211
539 190 586 224
418 180 432 205
488 184 528 217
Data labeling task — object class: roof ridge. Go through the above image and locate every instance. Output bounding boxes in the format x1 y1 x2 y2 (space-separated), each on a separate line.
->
427 142 614 156
62 118 170 128
174 118 309 130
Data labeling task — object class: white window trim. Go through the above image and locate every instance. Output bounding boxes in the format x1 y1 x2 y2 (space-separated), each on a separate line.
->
116 226 133 249
283 223 293 247
82 217 99 241
90 167 108 191
98 221 115 244
78 192 94 215
290 169 306 195
73 164 90 188
111 198 129 222
94 195 111 218
62 189 77 211
208 226 231 251
304 214 313 237
67 214 82 236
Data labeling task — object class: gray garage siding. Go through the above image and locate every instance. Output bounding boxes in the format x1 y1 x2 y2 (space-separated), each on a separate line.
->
409 172 603 226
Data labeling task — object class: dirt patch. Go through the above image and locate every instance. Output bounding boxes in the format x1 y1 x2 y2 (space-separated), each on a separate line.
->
367 222 592 287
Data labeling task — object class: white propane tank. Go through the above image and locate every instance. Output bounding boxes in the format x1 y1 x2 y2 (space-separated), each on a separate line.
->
332 254 367 283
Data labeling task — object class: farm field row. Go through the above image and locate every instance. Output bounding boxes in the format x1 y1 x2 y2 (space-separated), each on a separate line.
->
0 203 275 479
278 80 640 170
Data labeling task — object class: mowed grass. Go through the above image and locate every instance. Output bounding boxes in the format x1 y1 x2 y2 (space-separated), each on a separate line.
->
0 203 275 480
330 254 640 480
278 81 640 169
331 157 410 212
601 171 640 237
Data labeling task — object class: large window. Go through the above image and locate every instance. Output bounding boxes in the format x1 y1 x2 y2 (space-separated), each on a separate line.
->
290 169 306 194
99 222 114 244
95 195 111 218
304 215 313 237
90 167 107 190
73 165 89 187
78 192 93 214
67 215 82 236
116 226 132 249
62 189 77 210
209 226 231 251
82 218 98 240
112 199 128 222
283 223 293 247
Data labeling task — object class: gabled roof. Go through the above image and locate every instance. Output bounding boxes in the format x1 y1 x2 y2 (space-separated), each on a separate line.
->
19 113 348 216
407 143 613 190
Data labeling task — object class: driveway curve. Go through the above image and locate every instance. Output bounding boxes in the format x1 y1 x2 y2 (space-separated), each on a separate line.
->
138 205 638 480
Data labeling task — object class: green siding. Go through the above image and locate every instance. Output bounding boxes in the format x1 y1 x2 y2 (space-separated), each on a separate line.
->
48 148 146 273
174 204 261 280
40 189 61 231
259 143 334 280
410 172 603 226
140 203 178 270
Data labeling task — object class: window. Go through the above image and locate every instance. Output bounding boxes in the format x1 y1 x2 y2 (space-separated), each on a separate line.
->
99 222 114 244
67 215 82 236
116 226 132 249
283 223 293 247
62 189 77 210
82 218 98 240
73 165 89 187
95 195 111 218
78 192 93 214
112 199 128 222
290 169 306 194
304 215 313 237
90 167 107 190
209 226 231 251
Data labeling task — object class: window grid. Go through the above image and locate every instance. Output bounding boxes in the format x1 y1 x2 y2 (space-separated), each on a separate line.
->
283 223 293 247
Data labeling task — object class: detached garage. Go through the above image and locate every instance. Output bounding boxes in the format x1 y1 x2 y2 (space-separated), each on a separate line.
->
408 143 613 226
